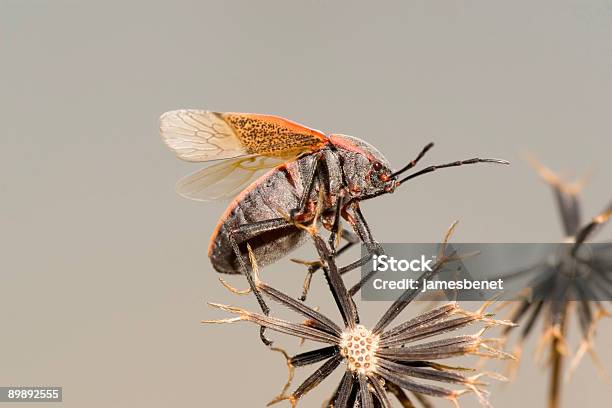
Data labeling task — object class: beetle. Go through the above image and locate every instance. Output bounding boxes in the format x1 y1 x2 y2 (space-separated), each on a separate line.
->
160 110 508 343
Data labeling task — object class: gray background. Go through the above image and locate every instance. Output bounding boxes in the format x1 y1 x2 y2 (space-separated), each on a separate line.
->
1 1 611 407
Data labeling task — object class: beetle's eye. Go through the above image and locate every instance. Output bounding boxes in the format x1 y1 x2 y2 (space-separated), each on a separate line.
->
372 161 383 171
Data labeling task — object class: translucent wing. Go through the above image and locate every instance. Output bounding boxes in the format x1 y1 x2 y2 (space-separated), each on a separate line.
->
160 110 247 162
176 154 295 201
160 110 327 162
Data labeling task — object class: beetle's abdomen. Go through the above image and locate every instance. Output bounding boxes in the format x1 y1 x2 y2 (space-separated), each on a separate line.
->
208 161 309 274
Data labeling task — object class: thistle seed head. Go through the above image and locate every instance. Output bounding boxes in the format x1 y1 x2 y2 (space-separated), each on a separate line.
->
339 324 379 375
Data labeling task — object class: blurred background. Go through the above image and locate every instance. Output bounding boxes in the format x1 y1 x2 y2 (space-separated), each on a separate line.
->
1 1 611 407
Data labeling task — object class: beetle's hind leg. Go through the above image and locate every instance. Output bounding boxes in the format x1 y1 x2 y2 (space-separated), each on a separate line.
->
228 217 291 346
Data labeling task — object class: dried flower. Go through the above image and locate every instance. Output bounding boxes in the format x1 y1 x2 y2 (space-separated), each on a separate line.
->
205 224 514 407
499 158 612 408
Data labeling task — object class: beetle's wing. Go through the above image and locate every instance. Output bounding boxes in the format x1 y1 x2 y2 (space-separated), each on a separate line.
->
160 110 327 162
176 154 293 201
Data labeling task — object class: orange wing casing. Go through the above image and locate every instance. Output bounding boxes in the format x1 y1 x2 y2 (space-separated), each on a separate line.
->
221 113 328 157
160 110 328 162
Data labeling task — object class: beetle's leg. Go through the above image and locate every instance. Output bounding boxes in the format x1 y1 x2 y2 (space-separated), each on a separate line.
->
292 149 357 301
335 228 360 256
289 152 323 221
291 165 358 302
325 190 359 251
228 233 271 345
318 147 347 251
297 201 381 300
339 202 384 275
295 227 359 302
228 217 291 346
330 229 361 268
295 226 361 302
348 268 379 297
294 259 325 302
332 203 387 297
326 189 346 253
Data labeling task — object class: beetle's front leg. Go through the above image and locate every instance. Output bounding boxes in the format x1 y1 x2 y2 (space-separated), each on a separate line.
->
339 202 384 275
340 203 394 296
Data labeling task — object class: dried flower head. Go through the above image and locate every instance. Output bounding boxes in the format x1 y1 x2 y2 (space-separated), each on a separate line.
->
205 223 514 407
499 158 612 408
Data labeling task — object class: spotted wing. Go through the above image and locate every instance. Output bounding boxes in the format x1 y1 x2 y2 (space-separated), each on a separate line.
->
160 110 327 162
175 155 293 201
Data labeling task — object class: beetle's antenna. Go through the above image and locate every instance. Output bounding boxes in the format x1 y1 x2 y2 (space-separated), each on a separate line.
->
390 142 435 178
396 157 509 187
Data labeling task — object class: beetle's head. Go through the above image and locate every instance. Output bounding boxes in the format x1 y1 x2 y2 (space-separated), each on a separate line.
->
329 134 397 198
329 136 509 201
